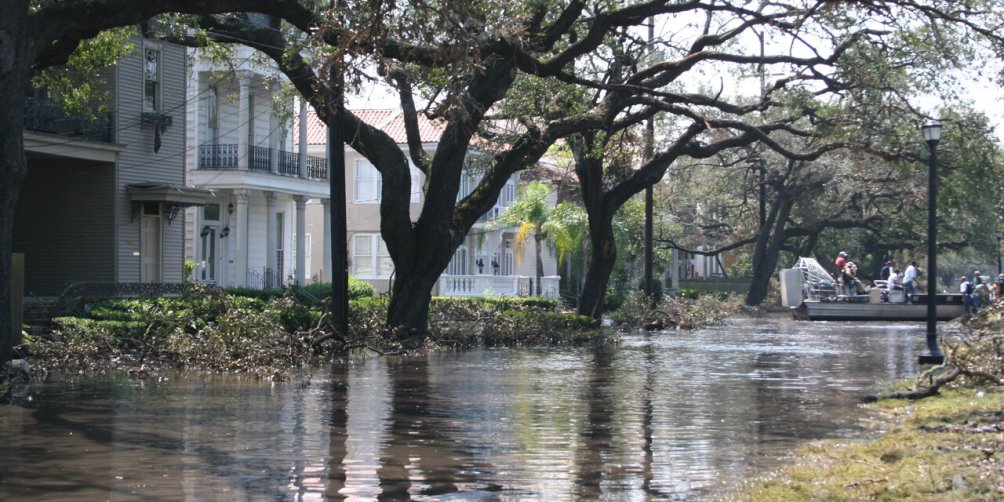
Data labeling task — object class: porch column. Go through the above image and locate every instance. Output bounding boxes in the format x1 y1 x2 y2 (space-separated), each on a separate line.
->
235 190 251 286
269 112 280 174
265 191 278 286
237 70 251 170
298 99 308 178
294 195 307 285
322 198 332 283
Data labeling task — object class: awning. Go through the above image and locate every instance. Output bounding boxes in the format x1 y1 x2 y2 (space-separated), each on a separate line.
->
126 183 217 206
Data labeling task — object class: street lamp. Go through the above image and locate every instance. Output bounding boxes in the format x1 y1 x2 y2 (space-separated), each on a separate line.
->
920 119 944 365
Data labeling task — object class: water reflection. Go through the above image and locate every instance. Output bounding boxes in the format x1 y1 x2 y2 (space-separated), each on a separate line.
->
1 318 928 500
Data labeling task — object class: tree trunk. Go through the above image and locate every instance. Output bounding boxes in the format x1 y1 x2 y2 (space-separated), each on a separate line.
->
577 220 617 322
746 192 793 306
386 267 438 341
0 6 30 363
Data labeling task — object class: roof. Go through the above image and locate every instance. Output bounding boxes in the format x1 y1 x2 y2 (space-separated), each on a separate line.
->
293 108 445 146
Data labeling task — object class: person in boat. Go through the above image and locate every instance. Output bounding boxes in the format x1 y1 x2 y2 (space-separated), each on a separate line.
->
887 268 902 288
903 261 919 303
834 251 848 276
882 268 903 303
996 274 1004 303
972 270 989 312
961 275 975 314
879 260 894 281
842 261 867 294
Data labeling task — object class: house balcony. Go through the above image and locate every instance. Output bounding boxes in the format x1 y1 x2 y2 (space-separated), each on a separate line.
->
198 144 328 181
439 275 560 298
24 97 114 143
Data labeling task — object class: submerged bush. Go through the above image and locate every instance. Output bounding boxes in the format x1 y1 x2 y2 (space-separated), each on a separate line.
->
26 290 600 379
609 291 744 330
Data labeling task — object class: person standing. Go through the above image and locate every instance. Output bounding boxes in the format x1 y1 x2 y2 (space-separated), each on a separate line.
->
972 271 988 312
834 252 848 275
903 261 918 303
961 275 974 314
880 260 894 281
995 273 1004 303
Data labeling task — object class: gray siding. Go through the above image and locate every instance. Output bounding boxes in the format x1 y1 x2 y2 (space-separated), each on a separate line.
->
114 37 188 283
13 159 116 295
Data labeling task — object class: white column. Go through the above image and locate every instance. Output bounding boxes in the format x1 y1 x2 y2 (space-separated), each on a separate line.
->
298 99 308 178
294 196 307 285
265 191 278 286
235 190 251 286
269 112 280 174
237 71 251 170
321 198 332 283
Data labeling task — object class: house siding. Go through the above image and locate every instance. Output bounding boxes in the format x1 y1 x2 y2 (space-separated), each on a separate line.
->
114 37 188 283
13 160 116 295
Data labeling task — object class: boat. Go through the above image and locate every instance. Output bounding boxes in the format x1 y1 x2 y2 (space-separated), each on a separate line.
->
780 257 965 321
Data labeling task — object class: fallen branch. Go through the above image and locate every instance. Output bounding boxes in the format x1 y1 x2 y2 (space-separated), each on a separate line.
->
862 366 962 402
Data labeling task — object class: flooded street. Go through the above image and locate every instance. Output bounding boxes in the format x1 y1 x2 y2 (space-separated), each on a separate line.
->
2 317 930 500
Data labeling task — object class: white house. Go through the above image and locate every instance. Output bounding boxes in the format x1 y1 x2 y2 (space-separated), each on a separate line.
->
296 108 561 297
184 46 328 288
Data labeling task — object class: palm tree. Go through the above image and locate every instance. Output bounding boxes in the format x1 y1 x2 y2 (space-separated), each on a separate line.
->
491 180 585 296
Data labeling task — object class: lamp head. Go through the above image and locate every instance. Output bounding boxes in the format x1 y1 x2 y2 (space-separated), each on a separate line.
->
920 119 942 144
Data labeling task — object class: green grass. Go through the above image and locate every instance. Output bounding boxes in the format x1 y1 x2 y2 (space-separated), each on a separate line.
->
732 388 1004 501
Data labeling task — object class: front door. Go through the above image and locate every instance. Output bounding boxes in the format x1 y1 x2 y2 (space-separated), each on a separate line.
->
140 203 162 283
200 227 217 282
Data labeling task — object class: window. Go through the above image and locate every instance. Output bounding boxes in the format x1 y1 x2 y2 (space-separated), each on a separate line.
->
247 91 255 146
354 159 381 203
144 48 160 112
447 246 468 275
352 234 393 278
203 203 220 221
207 86 218 144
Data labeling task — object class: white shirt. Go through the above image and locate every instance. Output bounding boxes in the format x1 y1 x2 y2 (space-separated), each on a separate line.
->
887 271 900 287
904 265 917 283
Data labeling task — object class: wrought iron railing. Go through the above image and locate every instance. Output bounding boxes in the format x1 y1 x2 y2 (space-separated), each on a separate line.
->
198 144 239 169
248 145 272 172
246 267 283 290
24 98 114 143
306 155 327 181
198 143 327 182
278 149 299 176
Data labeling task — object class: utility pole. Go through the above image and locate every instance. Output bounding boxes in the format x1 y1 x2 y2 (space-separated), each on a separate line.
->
328 62 349 337
643 17 655 302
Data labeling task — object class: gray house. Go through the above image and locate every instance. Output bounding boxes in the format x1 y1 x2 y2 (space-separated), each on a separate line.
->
15 34 204 297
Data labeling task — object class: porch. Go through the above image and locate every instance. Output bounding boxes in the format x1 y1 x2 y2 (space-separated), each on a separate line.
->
198 144 328 181
438 275 561 298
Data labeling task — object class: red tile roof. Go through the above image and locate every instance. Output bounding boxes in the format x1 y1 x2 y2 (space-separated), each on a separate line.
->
293 108 445 146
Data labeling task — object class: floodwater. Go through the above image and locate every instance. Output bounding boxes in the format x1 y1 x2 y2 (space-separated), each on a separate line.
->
1 317 930 501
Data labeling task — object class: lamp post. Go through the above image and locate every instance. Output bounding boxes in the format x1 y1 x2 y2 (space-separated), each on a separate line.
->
919 119 944 365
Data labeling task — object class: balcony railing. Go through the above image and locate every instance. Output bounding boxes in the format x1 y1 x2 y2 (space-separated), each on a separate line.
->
198 143 327 181
438 275 560 298
199 144 239 169
24 98 114 143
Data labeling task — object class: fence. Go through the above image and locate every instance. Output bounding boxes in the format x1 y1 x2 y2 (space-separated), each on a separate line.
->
677 277 751 294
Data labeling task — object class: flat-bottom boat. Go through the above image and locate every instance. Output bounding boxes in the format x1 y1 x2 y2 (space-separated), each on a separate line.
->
793 294 965 321
781 257 966 321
